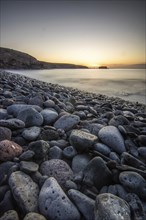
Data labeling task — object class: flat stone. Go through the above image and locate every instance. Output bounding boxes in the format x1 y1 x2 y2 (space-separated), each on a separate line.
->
0 127 12 141
98 126 126 154
93 143 111 156
54 114 80 131
95 193 131 220
40 109 58 125
23 212 47 220
7 104 42 117
119 171 146 199
20 161 39 173
19 150 35 161
40 159 73 190
38 177 80 220
9 171 39 214
22 126 41 141
83 157 112 189
17 107 43 127
0 210 19 220
69 129 98 152
0 119 25 130
68 189 95 220
0 140 22 161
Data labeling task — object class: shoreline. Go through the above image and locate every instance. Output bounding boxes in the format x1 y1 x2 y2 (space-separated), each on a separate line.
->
0 70 146 219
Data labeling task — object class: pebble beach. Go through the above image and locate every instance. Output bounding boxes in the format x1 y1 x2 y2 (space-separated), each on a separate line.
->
0 70 146 220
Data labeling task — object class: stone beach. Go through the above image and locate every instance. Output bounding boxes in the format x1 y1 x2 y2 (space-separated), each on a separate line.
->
0 70 146 220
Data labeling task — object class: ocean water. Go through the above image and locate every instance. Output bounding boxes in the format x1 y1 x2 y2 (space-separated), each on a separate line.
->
8 69 146 104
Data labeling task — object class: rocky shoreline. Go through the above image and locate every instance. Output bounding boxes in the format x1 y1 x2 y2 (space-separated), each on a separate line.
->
0 70 146 220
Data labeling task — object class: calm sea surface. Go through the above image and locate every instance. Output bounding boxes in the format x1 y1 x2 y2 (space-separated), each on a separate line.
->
8 69 146 104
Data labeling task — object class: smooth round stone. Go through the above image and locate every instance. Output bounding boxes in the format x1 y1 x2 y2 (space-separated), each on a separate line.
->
95 193 131 220
138 147 146 160
0 127 11 141
72 154 91 173
119 171 146 199
54 114 80 131
68 189 95 220
98 126 126 154
9 171 39 214
69 129 98 152
20 161 39 174
19 150 35 161
44 99 55 108
22 126 41 141
109 115 130 127
63 146 77 159
38 177 80 220
23 212 47 220
7 104 42 117
29 140 50 161
17 107 43 127
0 109 8 119
28 95 44 107
0 140 22 161
93 143 111 156
0 118 25 130
0 210 19 220
40 159 73 189
48 146 62 159
40 109 58 125
83 157 112 189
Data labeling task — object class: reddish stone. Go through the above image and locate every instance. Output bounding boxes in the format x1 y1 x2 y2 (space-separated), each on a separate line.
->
0 140 23 161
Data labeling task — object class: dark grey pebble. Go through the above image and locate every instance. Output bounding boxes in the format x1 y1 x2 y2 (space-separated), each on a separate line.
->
68 189 95 220
54 114 80 131
20 161 39 174
0 126 11 141
93 143 111 156
83 157 112 189
72 154 91 173
19 150 35 161
0 191 14 216
48 146 62 159
63 146 77 159
0 118 25 130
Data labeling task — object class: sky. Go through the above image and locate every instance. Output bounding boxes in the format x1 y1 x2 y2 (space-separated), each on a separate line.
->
0 0 145 67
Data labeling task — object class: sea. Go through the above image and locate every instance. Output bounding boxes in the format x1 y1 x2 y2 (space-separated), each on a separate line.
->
7 69 146 105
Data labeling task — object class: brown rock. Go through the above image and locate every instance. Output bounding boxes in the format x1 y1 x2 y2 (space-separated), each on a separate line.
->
0 140 23 161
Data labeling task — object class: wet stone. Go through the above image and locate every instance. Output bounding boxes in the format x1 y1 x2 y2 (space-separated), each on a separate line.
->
95 193 131 220
69 129 98 153
38 177 80 220
9 171 39 214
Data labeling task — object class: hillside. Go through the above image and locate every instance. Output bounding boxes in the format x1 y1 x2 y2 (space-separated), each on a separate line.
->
0 47 88 69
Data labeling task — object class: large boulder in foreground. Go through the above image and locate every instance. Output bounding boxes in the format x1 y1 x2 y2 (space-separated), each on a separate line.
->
95 193 131 220
39 177 80 220
9 171 39 214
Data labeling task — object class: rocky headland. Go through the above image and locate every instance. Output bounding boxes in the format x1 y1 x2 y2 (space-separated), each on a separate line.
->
0 47 88 69
0 70 146 220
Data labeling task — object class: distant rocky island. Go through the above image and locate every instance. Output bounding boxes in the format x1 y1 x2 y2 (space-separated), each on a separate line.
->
99 66 108 69
0 47 88 69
